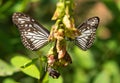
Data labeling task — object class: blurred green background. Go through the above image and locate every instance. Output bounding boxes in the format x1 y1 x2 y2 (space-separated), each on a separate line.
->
0 0 120 83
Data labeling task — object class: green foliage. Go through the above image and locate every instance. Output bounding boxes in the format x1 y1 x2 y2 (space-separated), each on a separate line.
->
3 78 18 83
0 59 17 76
49 76 63 83
0 0 120 83
11 54 40 79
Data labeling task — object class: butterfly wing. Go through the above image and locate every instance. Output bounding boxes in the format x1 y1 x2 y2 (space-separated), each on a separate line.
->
12 12 49 51
75 17 100 51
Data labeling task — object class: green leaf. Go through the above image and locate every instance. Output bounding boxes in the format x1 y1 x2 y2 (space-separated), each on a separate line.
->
49 76 63 83
3 78 18 83
11 54 40 79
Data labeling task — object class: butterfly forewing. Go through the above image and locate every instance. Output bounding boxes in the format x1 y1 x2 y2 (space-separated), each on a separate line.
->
12 12 49 51
75 17 100 51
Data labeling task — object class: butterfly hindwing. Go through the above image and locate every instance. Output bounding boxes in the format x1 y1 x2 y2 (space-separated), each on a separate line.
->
12 12 49 51
75 17 100 51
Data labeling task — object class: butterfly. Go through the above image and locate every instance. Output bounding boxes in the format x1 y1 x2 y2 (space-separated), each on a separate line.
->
12 12 50 51
12 12 99 51
75 17 100 51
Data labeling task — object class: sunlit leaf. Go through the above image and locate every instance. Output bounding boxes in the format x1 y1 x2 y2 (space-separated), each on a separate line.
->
3 78 18 83
11 54 40 79
49 76 63 83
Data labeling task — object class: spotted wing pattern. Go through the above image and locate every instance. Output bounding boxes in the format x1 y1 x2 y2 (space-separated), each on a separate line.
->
75 17 100 51
12 12 49 51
